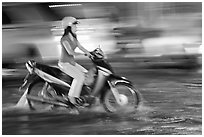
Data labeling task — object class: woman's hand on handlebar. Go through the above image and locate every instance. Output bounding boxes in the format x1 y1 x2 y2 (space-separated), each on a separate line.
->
85 52 93 58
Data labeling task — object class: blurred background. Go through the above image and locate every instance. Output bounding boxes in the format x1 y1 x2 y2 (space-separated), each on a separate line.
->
2 2 203 135
2 2 202 82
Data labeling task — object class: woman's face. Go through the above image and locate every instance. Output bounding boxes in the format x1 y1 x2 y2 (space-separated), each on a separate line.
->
71 24 77 33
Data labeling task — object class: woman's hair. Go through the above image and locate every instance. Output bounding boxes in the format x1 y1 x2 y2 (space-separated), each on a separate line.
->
63 26 77 39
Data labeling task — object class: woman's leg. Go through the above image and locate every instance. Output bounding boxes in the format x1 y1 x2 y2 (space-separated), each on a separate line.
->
58 62 85 98
75 63 88 73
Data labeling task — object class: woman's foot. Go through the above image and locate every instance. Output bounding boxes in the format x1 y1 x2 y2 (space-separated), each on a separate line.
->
68 96 84 106
82 95 96 106
68 96 95 106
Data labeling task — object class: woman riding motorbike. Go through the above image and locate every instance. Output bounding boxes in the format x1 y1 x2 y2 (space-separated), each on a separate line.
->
58 16 95 106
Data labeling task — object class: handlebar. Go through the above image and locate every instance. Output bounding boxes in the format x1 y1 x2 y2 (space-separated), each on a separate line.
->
87 48 104 60
85 52 94 59
89 52 95 60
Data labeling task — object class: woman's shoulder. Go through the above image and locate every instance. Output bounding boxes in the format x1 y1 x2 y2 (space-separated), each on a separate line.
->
61 35 71 41
61 35 69 39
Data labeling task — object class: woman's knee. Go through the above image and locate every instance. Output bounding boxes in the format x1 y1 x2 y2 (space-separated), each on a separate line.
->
75 74 85 82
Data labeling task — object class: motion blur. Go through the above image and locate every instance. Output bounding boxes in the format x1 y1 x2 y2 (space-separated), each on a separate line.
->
2 2 202 135
2 2 201 73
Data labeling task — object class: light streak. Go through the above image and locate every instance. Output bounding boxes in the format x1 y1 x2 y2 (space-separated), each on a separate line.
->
49 4 82 8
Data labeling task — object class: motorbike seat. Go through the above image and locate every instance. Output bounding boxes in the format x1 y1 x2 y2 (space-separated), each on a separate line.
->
35 63 73 83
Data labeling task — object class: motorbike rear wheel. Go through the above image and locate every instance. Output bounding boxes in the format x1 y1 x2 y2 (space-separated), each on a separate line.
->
27 81 59 111
103 83 141 113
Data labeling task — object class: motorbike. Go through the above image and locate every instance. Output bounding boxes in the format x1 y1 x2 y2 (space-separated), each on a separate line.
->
18 48 142 113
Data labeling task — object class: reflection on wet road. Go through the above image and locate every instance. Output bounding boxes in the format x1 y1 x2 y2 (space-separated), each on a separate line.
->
2 68 202 135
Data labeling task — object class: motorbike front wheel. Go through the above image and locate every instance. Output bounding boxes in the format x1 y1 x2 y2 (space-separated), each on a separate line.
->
103 83 141 113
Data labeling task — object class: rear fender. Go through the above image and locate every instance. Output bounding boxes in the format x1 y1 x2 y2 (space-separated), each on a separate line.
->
19 73 41 91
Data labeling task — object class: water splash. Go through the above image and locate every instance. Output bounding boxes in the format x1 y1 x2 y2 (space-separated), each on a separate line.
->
15 88 30 109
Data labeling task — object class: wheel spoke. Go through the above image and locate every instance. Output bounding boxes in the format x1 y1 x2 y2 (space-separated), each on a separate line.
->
27 82 57 111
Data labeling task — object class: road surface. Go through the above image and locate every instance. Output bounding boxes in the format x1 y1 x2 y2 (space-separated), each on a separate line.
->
2 66 202 135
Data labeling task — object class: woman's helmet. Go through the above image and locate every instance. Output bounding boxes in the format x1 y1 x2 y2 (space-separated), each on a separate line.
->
62 16 79 29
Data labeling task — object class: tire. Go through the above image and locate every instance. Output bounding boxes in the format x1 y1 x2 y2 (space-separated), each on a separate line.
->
102 83 141 113
27 81 56 111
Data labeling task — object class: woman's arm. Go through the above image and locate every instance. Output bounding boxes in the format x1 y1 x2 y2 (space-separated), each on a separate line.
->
77 41 91 56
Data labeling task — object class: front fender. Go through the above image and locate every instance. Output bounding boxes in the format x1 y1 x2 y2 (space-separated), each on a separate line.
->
100 74 132 100
108 74 132 86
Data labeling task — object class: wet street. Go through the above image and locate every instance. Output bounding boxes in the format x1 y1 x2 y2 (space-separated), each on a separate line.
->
2 66 202 135
2 1 202 135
